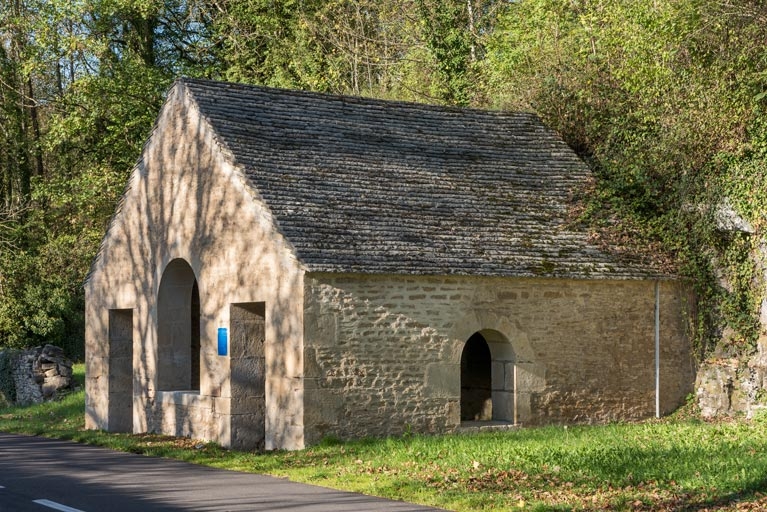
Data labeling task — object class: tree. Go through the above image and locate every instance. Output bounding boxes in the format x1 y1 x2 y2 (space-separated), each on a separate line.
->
0 0 40 207
484 0 767 353
1 0 765 361
415 0 498 105
0 0 212 357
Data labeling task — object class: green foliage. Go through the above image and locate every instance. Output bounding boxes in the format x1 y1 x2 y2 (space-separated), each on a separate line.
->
0 349 19 406
205 0 501 104
0 1 37 206
0 227 89 358
1 0 766 363
0 0 175 358
208 0 325 89
414 0 479 105
485 0 767 357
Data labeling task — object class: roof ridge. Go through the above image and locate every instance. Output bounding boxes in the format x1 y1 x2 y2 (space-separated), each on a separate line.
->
177 76 542 121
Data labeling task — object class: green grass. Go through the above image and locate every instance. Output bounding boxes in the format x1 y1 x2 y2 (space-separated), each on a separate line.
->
3 366 767 511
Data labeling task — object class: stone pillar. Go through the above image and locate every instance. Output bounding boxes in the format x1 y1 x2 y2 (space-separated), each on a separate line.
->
108 309 134 432
230 302 266 450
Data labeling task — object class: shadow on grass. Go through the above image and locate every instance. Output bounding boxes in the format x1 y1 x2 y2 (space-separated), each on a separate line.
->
652 477 767 512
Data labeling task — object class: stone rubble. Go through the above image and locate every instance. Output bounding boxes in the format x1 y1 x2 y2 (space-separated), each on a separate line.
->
3 344 74 406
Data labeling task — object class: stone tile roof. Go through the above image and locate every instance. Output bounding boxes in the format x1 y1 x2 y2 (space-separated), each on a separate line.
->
181 78 660 279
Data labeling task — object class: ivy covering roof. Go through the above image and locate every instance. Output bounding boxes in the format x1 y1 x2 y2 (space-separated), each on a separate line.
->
181 77 661 279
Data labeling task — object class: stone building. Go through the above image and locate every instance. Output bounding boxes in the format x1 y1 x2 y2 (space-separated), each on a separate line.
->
85 78 694 451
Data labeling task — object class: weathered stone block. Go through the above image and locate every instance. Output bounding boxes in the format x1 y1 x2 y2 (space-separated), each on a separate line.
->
502 363 514 391
491 361 505 391
42 376 70 398
516 363 546 391
231 357 265 396
231 395 265 414
304 311 337 347
304 389 342 426
231 413 265 450
492 390 513 422
303 348 323 380
210 396 230 416
516 392 532 424
423 364 459 398
446 399 460 427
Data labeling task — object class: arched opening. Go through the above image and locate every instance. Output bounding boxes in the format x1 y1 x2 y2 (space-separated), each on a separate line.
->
157 258 201 392
460 332 492 421
460 329 516 425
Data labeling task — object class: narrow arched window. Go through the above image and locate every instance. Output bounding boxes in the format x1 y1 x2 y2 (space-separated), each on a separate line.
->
157 259 201 392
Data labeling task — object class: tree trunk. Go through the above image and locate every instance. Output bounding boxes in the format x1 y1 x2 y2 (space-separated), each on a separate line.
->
26 78 44 178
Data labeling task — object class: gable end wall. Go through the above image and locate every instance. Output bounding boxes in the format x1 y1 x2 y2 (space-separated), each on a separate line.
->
85 83 305 450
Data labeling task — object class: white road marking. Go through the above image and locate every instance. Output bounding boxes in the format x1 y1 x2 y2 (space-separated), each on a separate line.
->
32 499 85 512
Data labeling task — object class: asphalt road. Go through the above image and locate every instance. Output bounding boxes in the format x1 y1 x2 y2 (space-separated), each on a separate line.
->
0 433 442 511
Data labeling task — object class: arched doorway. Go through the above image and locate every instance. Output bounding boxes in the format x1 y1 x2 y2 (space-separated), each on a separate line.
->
460 329 515 424
157 258 200 392
460 332 492 421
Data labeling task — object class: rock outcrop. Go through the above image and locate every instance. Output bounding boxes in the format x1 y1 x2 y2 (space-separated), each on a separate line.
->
695 205 767 419
696 337 767 418
0 345 74 406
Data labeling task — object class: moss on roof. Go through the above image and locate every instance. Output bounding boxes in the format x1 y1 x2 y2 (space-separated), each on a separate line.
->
177 78 663 279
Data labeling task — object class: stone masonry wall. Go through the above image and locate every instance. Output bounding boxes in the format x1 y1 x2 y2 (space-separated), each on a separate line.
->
303 274 693 445
85 83 305 450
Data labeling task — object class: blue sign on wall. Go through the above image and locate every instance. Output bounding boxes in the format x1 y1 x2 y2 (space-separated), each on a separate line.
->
217 327 228 356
